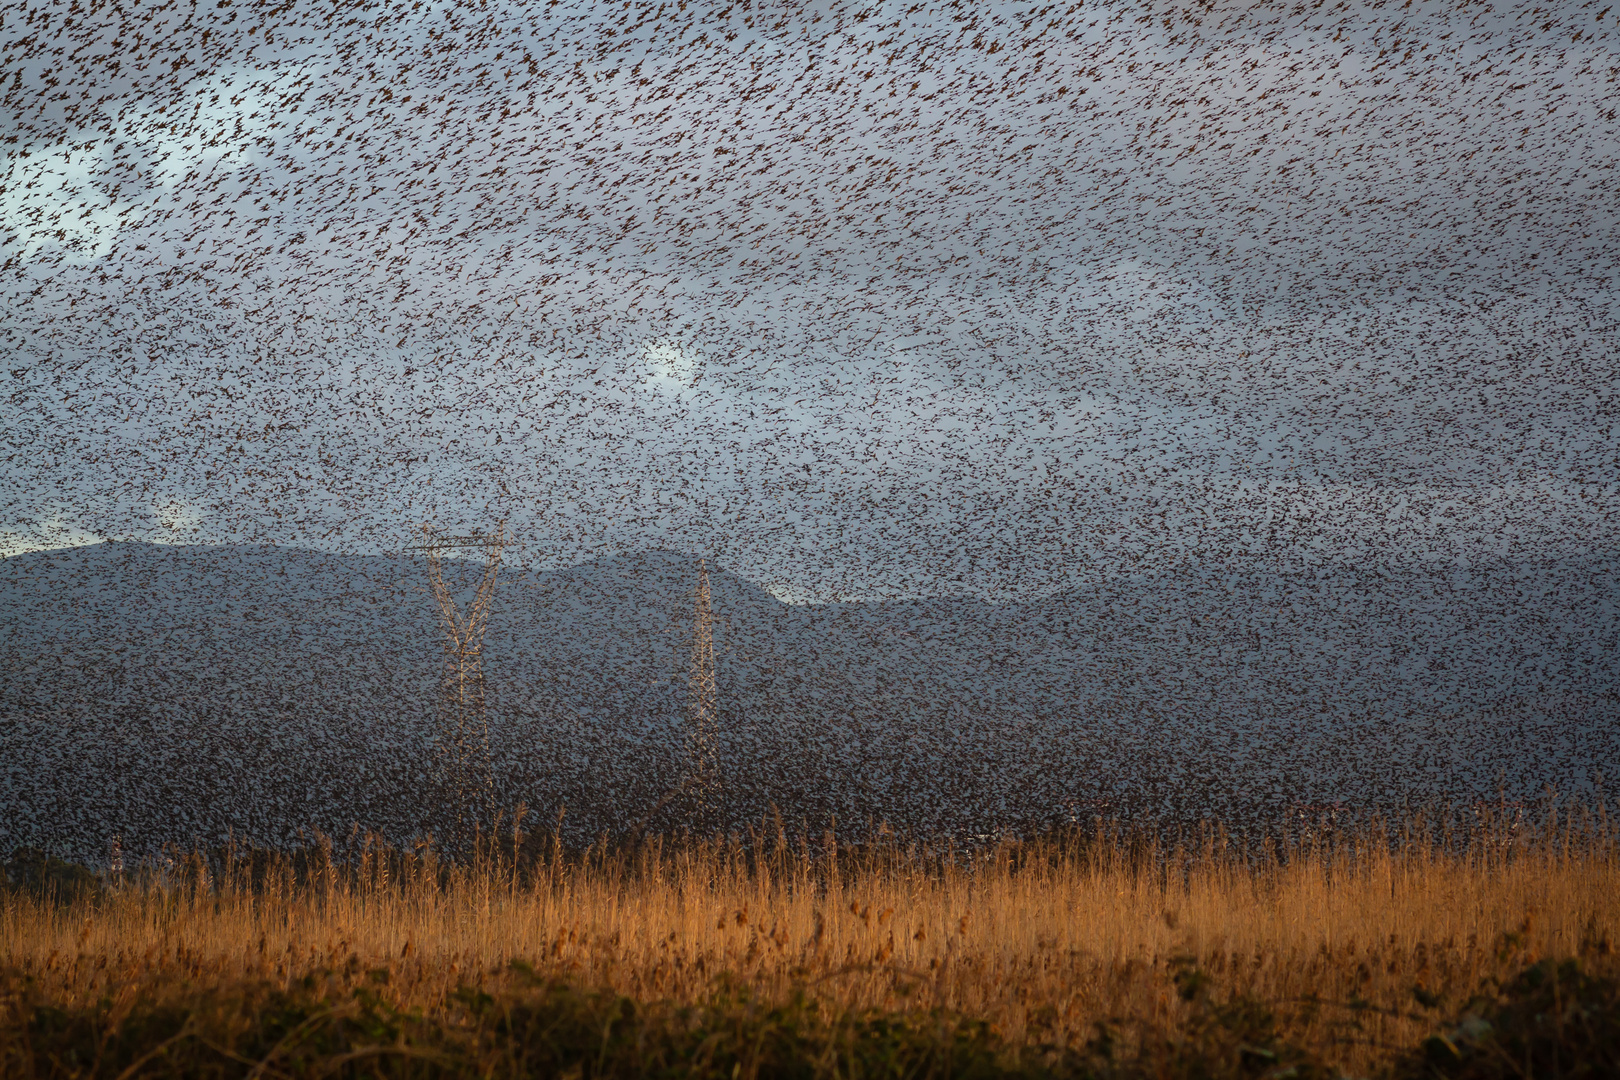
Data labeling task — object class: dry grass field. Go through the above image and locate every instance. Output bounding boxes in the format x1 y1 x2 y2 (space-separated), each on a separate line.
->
2 809 1617 1078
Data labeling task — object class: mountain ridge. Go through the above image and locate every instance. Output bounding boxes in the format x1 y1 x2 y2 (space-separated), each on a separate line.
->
2 540 1614 858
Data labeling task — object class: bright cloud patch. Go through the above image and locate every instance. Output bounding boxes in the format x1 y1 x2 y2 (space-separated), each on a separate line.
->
1 145 128 264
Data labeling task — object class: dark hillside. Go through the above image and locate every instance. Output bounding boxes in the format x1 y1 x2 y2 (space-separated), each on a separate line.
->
2 542 1614 857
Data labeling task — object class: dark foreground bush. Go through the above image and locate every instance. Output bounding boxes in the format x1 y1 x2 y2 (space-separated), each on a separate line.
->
0 959 1342 1080
2 848 104 905
11 973 983 1079
1393 955 1619 1080
5 953 1618 1079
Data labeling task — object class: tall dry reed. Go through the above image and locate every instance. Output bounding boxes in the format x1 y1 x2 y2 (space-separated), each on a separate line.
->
3 811 1616 1075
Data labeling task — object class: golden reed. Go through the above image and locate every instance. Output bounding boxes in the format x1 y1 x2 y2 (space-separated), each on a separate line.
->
3 809 1615 1075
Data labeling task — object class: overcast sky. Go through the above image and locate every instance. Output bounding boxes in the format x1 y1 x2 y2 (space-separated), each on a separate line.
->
2 0 1615 601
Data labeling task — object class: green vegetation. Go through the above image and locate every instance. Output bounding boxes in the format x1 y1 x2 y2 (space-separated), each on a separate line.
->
6 950 1616 1078
1 848 104 905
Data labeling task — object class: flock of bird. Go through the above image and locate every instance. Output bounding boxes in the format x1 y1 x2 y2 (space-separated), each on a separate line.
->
2 539 1612 860
1 0 1615 858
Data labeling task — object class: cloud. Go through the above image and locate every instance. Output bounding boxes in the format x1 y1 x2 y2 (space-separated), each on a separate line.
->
150 498 207 542
1 144 129 264
0 0 1614 600
0 514 104 560
123 67 282 189
640 339 702 393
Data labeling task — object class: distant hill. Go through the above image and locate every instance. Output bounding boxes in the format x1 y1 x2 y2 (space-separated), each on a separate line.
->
2 541 1615 857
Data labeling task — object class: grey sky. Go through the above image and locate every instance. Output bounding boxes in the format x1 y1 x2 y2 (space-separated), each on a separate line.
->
2 0 1615 601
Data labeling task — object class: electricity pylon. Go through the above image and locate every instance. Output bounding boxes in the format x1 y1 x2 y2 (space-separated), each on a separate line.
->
409 521 506 836
687 557 719 816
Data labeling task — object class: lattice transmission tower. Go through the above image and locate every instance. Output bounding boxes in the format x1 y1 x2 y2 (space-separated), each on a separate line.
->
686 557 719 815
409 521 506 832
